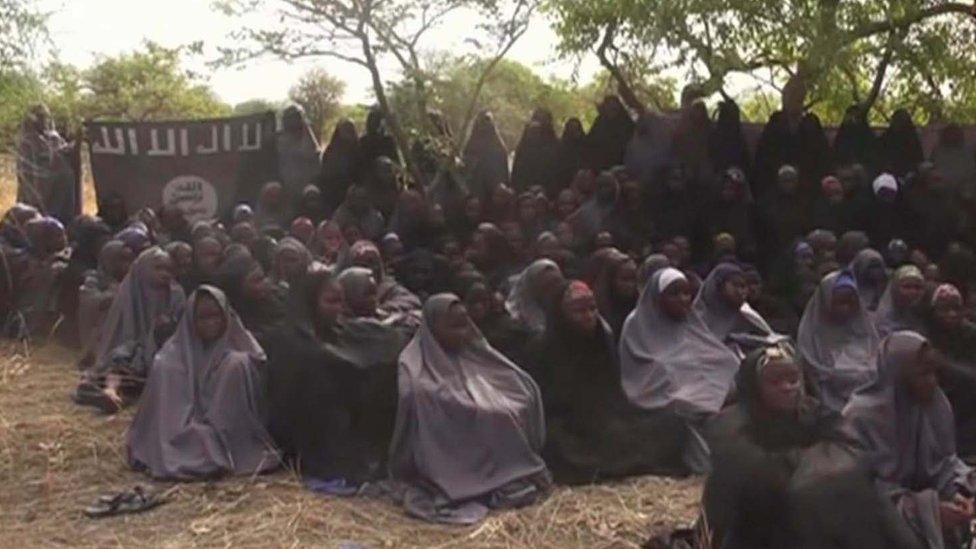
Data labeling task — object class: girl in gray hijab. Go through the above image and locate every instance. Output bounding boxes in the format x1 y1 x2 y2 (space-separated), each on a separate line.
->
75 247 186 413
619 267 741 472
844 331 975 549
77 240 133 362
127 285 279 480
797 271 878 411
504 258 563 334
874 265 927 338
851 248 889 313
693 262 775 354
797 270 880 413
389 294 550 525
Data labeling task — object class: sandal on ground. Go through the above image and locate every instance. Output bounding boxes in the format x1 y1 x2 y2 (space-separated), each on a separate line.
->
84 486 165 518
72 383 123 414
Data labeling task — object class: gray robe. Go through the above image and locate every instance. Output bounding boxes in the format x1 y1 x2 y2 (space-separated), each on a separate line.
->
127 285 279 480
798 271 880 412
620 268 741 416
85 247 186 380
693 263 774 352
844 331 974 549
389 294 550 524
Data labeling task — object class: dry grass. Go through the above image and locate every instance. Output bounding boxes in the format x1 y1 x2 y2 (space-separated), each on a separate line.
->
0 342 703 548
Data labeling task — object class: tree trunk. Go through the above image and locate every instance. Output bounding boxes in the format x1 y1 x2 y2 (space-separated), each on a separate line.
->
596 22 645 115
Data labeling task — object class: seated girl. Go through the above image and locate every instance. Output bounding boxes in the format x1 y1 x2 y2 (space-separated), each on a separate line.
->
215 253 284 342
504 258 564 335
127 286 279 480
20 216 70 340
77 240 133 363
389 294 550 524
692 262 776 354
844 331 976 549
797 270 880 412
528 280 692 483
75 247 185 412
348 239 421 316
618 267 741 473
926 283 976 457
873 264 927 338
703 344 919 548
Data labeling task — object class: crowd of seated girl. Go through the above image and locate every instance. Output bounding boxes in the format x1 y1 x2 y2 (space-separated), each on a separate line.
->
4 98 976 545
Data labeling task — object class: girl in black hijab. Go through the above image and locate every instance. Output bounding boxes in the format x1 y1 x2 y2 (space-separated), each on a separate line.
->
706 167 758 262
708 99 751 177
833 104 879 176
358 108 398 176
526 280 691 483
552 118 587 198
585 95 634 171
589 248 638 340
796 112 834 207
753 111 803 200
215 253 284 343
879 109 924 179
462 111 509 200
319 119 361 214
510 110 560 193
671 101 714 189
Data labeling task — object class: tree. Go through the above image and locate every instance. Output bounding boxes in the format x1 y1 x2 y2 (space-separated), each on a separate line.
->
233 98 285 115
217 0 538 181
288 67 345 142
545 0 976 122
0 0 49 73
71 42 231 122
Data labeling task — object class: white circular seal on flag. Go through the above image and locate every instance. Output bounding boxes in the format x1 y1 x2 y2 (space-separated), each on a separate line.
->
162 175 218 222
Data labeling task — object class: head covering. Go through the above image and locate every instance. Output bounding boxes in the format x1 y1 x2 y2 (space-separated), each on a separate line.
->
797 271 880 411
462 111 509 199
850 248 888 312
388 293 548 524
693 262 773 343
504 258 561 333
619 268 740 415
872 173 898 196
337 266 375 315
638 254 671 287
126 285 277 480
931 283 962 306
272 236 312 285
843 332 972 547
874 265 925 338
87 247 187 379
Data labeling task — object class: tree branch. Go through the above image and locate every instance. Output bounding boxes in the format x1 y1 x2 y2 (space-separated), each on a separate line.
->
595 22 645 115
852 2 974 41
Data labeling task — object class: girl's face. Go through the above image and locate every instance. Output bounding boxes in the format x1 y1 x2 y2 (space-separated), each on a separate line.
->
902 346 942 405
194 238 223 277
433 303 474 353
242 266 271 302
933 296 964 331
720 274 748 309
149 255 175 290
556 191 577 219
194 293 227 344
828 286 860 323
315 280 344 330
108 247 135 282
555 222 574 247
659 279 693 321
463 283 491 323
744 272 763 302
276 248 306 281
320 224 344 254
346 278 378 317
170 246 193 277
794 247 816 271
532 267 565 304
758 359 803 414
893 276 925 309
612 261 638 300
561 286 599 335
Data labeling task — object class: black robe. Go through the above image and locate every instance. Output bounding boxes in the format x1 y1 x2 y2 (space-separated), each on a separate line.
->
319 121 361 214
879 110 924 179
462 112 509 200
585 97 634 172
510 120 560 193
526 314 690 483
